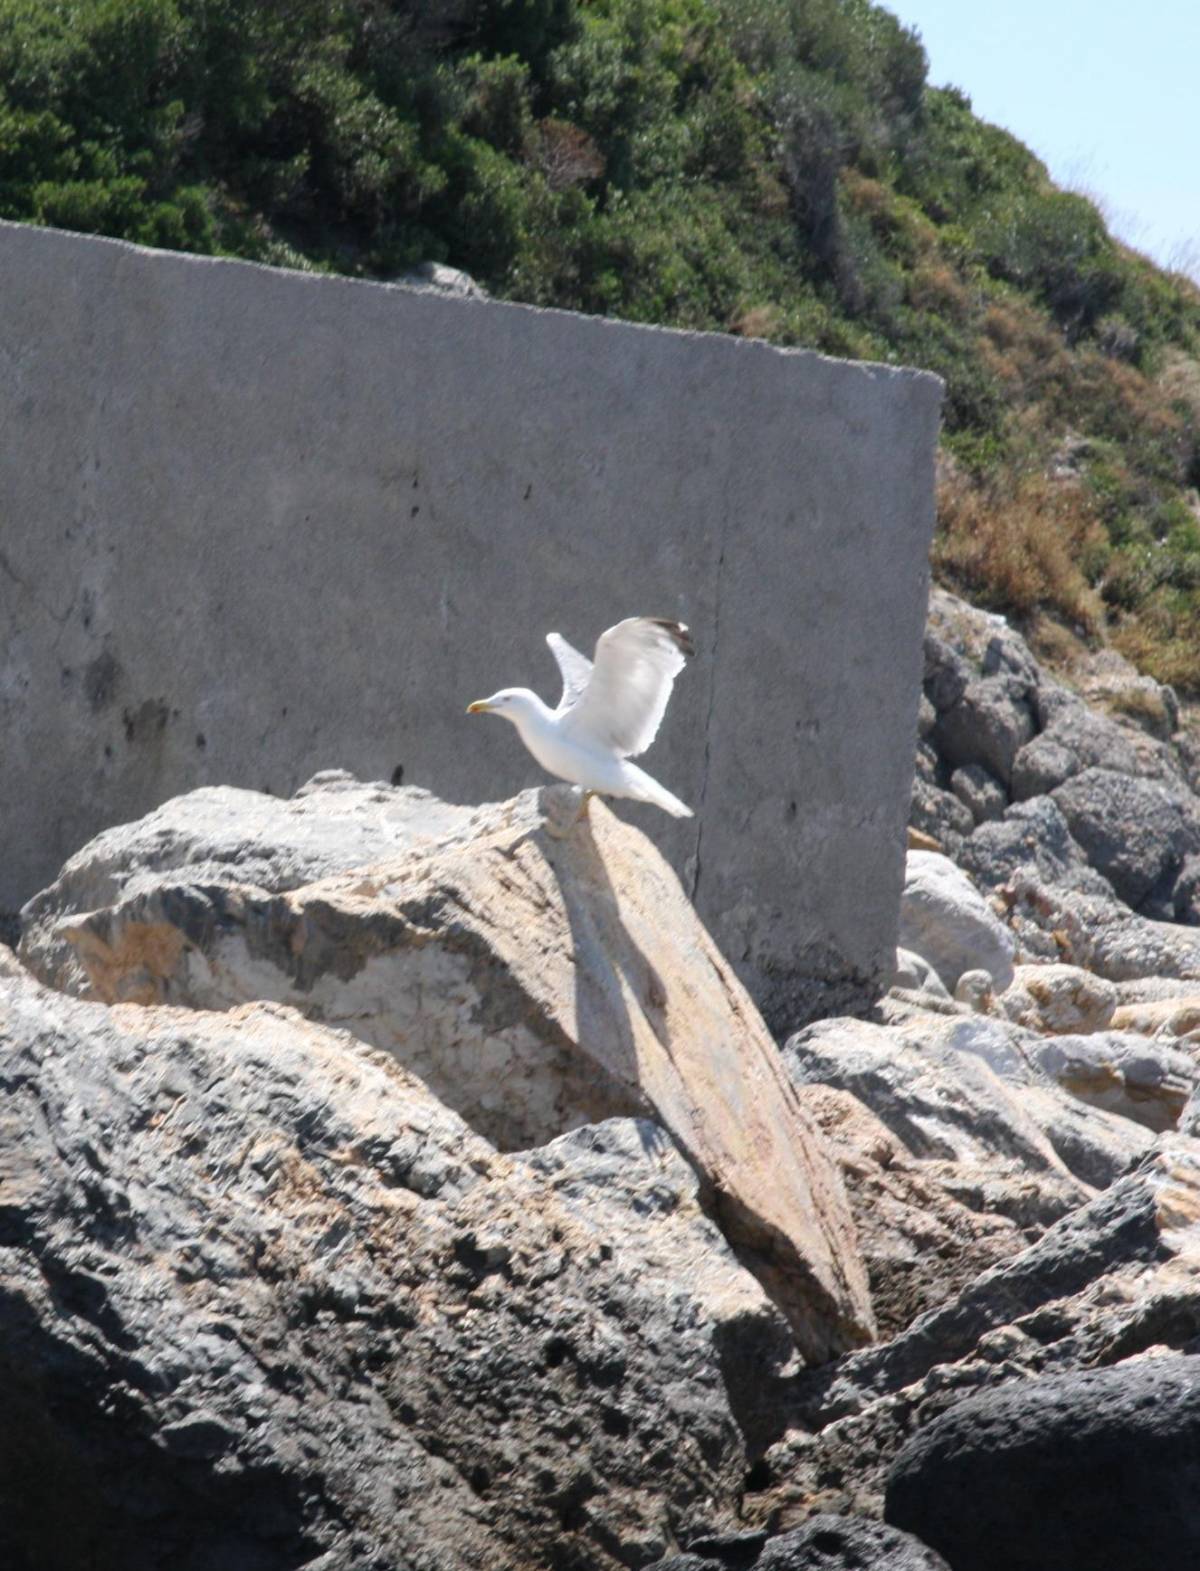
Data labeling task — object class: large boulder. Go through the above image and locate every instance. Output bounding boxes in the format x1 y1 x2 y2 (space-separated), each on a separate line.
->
935 673 1034 788
1011 688 1146 799
885 1357 1200 1571
1051 768 1200 911
0 954 799 1570
19 777 874 1356
897 851 1015 992
19 771 467 993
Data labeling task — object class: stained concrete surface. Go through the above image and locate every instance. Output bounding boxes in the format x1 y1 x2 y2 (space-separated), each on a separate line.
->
0 219 941 1025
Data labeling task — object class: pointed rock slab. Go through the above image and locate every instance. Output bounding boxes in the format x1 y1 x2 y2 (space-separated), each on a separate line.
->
32 783 875 1357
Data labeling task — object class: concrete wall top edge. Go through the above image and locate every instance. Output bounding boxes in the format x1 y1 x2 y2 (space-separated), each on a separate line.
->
0 218 945 405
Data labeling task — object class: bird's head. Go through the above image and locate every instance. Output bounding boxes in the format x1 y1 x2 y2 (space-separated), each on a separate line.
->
465 687 534 724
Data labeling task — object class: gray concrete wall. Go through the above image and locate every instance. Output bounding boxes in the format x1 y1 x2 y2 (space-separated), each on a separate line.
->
0 219 941 1027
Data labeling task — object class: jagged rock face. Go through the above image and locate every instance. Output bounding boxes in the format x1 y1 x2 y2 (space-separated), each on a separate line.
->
749 1138 1200 1526
914 590 1199 942
19 778 874 1358
885 1357 1200 1571
0 956 800 1571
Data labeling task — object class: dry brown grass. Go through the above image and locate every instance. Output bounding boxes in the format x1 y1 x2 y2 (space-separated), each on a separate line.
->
907 262 971 322
729 304 778 339
933 468 1108 635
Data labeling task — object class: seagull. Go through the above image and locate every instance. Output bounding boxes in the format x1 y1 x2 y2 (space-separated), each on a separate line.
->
467 617 695 820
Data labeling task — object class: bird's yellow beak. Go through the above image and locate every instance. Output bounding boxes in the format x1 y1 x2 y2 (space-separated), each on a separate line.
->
466 700 490 714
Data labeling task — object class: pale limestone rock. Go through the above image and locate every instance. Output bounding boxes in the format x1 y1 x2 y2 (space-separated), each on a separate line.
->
953 969 995 1012
898 850 1015 993
995 962 1118 1035
29 782 873 1356
1111 994 1200 1038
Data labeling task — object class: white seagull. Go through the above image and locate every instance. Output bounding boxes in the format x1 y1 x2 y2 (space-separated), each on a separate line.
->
467 616 695 820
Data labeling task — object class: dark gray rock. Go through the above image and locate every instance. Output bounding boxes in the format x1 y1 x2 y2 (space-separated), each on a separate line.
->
885 1357 1200 1571
959 797 1114 897
0 958 793 1571
909 777 971 856
949 764 1006 824
1009 732 1079 798
757 1516 950 1570
936 675 1035 788
1017 688 1146 793
1052 768 1200 909
922 633 969 713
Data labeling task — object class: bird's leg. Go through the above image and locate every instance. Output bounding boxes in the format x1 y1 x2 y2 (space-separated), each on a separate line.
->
575 789 596 823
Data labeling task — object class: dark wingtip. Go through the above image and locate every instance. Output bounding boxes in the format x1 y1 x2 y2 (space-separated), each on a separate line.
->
651 618 695 658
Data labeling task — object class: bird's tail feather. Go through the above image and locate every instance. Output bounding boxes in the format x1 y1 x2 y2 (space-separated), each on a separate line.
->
628 769 693 818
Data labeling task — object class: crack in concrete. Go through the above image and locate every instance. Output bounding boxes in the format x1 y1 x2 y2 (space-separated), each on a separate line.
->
690 530 726 903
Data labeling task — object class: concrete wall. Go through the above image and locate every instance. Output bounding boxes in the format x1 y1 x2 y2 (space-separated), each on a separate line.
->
0 220 941 1027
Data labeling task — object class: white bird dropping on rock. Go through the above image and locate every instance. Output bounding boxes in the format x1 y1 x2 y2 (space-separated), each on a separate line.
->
467 616 695 818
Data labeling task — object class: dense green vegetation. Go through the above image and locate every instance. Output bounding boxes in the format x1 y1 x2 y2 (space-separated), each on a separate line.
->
3 0 1200 683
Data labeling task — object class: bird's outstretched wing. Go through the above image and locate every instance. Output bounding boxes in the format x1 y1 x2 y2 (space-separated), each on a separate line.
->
558 617 694 757
546 631 593 712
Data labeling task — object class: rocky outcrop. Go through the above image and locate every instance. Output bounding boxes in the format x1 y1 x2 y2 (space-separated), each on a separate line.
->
748 1137 1200 1528
19 776 874 1357
0 953 804 1570
886 1357 1200 1571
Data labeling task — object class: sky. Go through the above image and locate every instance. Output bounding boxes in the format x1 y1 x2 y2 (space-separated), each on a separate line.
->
892 1 1200 280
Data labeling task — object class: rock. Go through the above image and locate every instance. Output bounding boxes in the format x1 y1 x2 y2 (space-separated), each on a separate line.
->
755 1516 950 1570
957 797 1113 897
20 773 469 994
908 776 971 858
897 850 1015 992
1009 732 1079 798
1012 690 1146 799
1111 994 1200 1037
935 674 1035 788
1005 874 1200 982
885 1357 1200 1571
1013 1083 1153 1190
1021 1032 1198 1133
398 260 486 297
765 1138 1200 1520
890 949 951 999
921 632 969 713
1051 767 1200 910
905 826 943 854
949 764 1006 824
785 1016 1068 1177
952 969 994 1011
798 1082 1052 1338
0 963 802 1569
21 780 874 1356
995 962 1117 1034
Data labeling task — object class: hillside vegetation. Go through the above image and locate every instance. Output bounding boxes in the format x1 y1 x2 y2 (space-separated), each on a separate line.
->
3 0 1200 684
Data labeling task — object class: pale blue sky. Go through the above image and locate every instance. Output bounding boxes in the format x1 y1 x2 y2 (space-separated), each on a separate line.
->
892 1 1200 279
